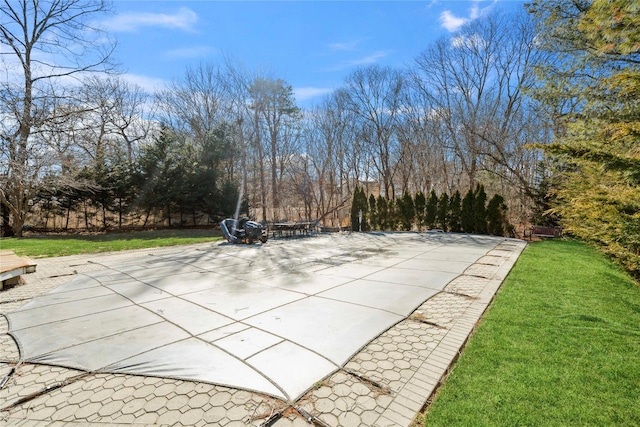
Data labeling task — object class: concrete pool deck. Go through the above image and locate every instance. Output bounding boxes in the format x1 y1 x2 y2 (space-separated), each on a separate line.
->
1 232 526 426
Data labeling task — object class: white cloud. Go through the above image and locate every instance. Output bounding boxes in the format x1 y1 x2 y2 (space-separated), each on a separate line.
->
349 51 390 66
470 4 481 20
103 7 198 33
439 10 468 32
163 46 218 60
322 50 391 72
328 40 361 52
120 73 167 93
294 87 333 101
439 1 497 32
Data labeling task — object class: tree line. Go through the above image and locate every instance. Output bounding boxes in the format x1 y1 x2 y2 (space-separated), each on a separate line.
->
350 183 512 237
1 1 638 278
528 0 640 278
1 1 547 237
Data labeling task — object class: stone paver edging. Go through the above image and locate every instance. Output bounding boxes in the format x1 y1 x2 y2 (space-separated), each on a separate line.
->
1 236 526 426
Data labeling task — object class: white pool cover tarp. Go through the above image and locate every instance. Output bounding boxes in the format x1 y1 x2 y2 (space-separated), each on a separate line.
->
7 233 510 401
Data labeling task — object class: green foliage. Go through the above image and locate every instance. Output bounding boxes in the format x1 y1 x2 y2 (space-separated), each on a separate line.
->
137 127 182 223
578 1 640 57
529 0 640 278
397 192 415 231
368 194 378 230
119 124 243 227
473 183 488 234
436 192 449 231
385 198 398 230
448 190 462 232
350 187 511 237
425 190 438 229
350 186 369 231
530 165 562 227
376 195 388 231
461 188 475 233
414 191 426 230
486 194 508 236
29 122 243 231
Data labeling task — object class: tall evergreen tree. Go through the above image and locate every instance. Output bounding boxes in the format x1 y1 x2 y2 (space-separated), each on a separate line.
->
473 184 488 234
528 0 640 277
436 192 449 231
449 190 462 232
361 187 371 231
377 195 388 231
487 194 508 236
386 198 398 231
350 186 369 231
461 188 475 233
369 194 378 231
425 190 438 229
398 192 415 231
138 127 180 226
414 191 426 230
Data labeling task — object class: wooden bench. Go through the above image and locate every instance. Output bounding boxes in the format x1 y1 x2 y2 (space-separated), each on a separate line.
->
0 250 37 290
525 226 563 240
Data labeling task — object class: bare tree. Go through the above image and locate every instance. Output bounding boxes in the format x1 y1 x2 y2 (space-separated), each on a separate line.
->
301 93 360 225
248 77 301 220
0 0 116 236
157 63 228 144
218 62 271 223
97 76 154 166
411 9 544 199
340 65 405 199
399 69 463 194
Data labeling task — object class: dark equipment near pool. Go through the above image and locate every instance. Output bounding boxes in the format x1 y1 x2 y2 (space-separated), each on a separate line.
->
220 217 268 244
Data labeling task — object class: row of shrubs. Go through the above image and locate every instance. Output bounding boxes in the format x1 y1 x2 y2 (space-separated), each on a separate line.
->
350 183 513 237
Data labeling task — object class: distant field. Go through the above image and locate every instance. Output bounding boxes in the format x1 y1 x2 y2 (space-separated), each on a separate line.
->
420 239 640 426
0 229 223 258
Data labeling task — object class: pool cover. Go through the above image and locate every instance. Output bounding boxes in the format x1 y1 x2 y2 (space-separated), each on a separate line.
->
7 232 513 401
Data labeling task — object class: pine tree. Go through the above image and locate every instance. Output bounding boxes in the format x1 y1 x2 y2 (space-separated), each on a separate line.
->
528 0 640 277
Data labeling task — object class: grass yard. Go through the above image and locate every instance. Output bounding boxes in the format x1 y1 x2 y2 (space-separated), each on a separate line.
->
421 239 640 426
0 229 223 258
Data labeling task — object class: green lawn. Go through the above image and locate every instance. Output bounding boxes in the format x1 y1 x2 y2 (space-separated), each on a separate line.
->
0 229 223 258
422 240 640 426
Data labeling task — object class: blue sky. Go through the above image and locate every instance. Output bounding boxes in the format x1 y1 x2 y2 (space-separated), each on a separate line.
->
104 0 526 107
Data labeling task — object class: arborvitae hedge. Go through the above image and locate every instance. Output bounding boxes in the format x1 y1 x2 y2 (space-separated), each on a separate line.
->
437 192 449 231
425 190 438 229
414 191 426 230
351 184 512 237
350 185 369 231
449 190 462 232
398 192 415 231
